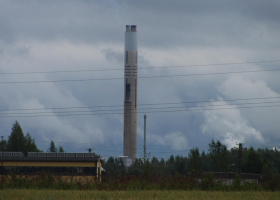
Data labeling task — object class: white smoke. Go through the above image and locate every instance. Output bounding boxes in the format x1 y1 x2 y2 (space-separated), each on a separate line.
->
201 100 264 149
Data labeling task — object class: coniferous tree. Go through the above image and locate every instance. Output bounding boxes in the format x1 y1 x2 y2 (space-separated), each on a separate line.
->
58 146 64 152
102 157 127 176
6 121 40 155
0 138 7 151
25 133 40 152
7 121 27 154
201 150 211 171
188 147 202 172
208 139 230 172
166 155 176 176
48 140 57 152
128 158 144 175
242 147 263 174
102 156 115 175
151 157 160 176
174 155 188 175
158 158 166 176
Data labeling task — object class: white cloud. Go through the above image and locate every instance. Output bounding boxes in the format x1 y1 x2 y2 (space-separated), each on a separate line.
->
148 132 188 151
218 75 280 141
201 100 264 149
201 74 280 149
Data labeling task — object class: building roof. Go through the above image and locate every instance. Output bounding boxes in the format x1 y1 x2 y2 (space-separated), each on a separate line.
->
0 156 100 162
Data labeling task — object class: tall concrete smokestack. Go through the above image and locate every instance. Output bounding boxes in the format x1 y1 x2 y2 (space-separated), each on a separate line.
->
123 25 138 163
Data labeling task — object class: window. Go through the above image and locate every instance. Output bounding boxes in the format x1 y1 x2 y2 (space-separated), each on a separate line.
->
0 165 97 176
135 79 137 108
83 167 96 176
77 167 83 174
4 167 10 175
125 83 130 102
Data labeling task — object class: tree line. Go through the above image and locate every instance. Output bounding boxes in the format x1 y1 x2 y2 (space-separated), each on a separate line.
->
2 121 279 178
0 121 64 155
103 140 280 178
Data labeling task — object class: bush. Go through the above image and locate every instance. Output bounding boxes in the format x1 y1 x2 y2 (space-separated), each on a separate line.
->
232 175 241 191
200 172 214 190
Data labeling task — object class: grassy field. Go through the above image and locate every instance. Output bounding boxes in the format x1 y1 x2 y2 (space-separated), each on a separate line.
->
0 190 280 200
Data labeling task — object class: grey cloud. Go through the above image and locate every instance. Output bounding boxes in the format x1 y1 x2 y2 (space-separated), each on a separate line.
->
238 1 280 23
1 0 279 50
119 0 280 49
0 1 124 44
101 48 123 63
0 16 14 44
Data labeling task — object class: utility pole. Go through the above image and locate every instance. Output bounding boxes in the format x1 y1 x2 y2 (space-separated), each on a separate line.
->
1 136 3 142
237 143 242 175
144 114 147 161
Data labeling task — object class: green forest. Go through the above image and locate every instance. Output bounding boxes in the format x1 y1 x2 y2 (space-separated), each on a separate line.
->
103 140 280 179
99 140 280 191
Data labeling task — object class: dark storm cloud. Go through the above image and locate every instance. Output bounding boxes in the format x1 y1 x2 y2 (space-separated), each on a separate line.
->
1 0 279 49
0 1 124 45
117 0 280 49
238 1 280 23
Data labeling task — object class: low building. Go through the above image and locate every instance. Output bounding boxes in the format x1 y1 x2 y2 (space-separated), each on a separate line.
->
0 152 102 182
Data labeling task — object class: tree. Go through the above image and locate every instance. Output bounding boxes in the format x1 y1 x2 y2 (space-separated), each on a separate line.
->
103 157 126 176
158 158 166 176
103 157 115 172
6 121 40 155
166 155 176 176
128 158 144 176
242 147 263 174
25 133 40 152
174 155 188 175
201 150 211 171
188 148 202 172
7 121 27 154
0 138 7 151
208 139 230 172
151 157 160 176
58 146 64 152
48 140 57 152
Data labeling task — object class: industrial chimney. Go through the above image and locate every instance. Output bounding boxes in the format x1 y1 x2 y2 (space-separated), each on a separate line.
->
123 25 138 163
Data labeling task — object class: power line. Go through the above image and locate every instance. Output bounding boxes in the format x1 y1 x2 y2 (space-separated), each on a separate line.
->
35 141 211 149
1 100 280 116
1 60 279 75
1 96 279 112
1 68 280 85
34 139 274 149
91 149 192 154
0 103 279 118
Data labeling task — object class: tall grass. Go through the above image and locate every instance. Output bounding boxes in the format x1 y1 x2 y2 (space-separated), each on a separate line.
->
0 190 280 200
0 172 279 191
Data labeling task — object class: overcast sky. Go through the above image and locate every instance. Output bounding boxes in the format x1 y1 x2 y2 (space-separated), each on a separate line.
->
0 0 280 159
